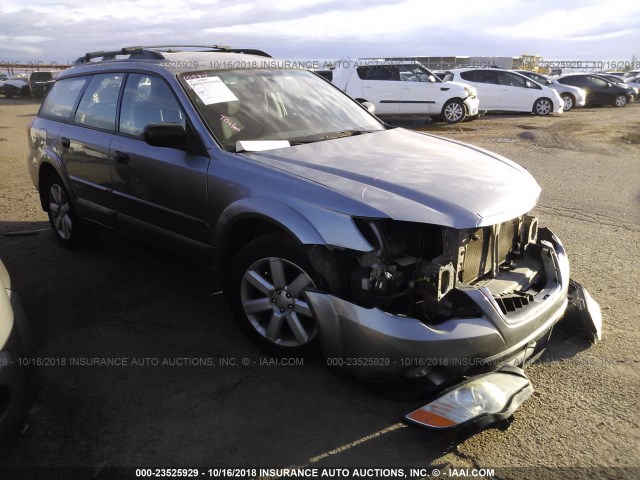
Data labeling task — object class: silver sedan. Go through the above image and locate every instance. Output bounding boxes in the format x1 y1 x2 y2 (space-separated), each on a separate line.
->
515 70 586 111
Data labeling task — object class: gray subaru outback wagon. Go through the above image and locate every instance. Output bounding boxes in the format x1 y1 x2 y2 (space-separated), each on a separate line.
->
27 46 601 430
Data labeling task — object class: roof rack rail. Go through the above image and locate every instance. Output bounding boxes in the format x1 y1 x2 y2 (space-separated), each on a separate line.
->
130 45 271 57
73 45 271 65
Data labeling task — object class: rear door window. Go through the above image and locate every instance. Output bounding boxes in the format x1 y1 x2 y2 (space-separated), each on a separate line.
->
459 71 477 82
356 65 400 81
475 70 500 85
39 77 88 121
74 74 124 131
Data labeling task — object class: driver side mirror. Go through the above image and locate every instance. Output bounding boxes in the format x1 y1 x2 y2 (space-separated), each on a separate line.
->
143 123 187 149
525 80 532 88
360 100 376 114
428 75 436 83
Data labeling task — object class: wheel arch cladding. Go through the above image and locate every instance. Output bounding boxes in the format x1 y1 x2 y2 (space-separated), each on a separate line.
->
38 161 64 211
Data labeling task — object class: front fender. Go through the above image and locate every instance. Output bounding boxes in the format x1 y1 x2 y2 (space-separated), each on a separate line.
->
215 197 374 265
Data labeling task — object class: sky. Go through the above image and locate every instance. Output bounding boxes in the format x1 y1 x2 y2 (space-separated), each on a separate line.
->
0 0 638 65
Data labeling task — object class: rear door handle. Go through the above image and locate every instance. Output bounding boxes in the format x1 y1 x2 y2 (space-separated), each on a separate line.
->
113 151 130 165
60 137 70 148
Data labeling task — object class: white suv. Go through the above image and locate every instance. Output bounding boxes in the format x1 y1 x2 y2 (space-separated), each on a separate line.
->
444 68 563 116
332 61 479 124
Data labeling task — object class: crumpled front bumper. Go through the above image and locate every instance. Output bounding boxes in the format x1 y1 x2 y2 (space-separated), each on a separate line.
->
307 228 573 386
464 96 480 117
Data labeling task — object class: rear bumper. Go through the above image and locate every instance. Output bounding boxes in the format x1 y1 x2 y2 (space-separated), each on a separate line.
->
308 228 570 386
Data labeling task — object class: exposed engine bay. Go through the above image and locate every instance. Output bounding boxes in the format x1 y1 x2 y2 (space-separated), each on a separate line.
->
310 215 552 324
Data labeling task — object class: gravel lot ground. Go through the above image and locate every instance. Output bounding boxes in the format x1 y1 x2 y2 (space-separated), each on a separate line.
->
0 97 638 479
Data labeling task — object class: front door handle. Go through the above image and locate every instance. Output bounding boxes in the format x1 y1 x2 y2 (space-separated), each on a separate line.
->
113 151 130 165
60 137 70 148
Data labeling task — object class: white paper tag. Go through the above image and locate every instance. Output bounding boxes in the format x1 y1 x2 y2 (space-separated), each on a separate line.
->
185 76 238 105
236 140 291 152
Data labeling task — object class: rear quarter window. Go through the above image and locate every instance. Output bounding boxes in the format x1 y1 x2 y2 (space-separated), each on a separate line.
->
39 77 88 121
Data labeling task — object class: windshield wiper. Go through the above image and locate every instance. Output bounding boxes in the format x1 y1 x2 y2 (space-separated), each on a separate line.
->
323 129 376 139
289 129 377 146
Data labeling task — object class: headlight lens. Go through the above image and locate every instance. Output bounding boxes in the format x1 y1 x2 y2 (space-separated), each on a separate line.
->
405 370 532 428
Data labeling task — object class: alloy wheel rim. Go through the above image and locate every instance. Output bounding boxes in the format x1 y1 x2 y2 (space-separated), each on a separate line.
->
240 257 317 347
537 100 551 115
445 103 464 122
616 96 626 106
49 184 72 240
563 96 573 110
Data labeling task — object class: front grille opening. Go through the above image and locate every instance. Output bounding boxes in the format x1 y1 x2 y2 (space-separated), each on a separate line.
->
494 291 534 315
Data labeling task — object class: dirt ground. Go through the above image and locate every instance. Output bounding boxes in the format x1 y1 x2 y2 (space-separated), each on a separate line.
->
0 97 638 479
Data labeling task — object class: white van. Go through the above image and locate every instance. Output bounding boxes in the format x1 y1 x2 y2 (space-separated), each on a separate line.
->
331 60 479 123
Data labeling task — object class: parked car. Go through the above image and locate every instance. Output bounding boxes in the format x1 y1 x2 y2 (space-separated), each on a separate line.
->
27 46 601 430
443 68 563 115
29 71 57 98
603 71 625 78
622 69 640 80
597 73 639 96
0 76 30 98
332 60 479 124
626 76 640 91
556 74 634 107
514 70 586 111
0 258 33 438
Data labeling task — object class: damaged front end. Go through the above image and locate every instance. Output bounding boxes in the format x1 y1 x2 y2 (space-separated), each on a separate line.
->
305 214 601 426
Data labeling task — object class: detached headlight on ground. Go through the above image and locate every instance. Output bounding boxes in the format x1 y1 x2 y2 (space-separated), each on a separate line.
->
404 367 533 430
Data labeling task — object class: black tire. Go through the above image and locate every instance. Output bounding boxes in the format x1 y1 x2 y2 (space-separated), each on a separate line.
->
533 97 553 116
43 177 97 249
441 99 466 124
614 94 627 107
561 93 575 111
228 232 321 357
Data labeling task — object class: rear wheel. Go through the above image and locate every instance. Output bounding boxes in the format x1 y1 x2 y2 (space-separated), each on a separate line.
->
533 97 552 116
442 99 466 124
614 95 627 107
229 233 321 357
561 93 575 111
44 178 97 248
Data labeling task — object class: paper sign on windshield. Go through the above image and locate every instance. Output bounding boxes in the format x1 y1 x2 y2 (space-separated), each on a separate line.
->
185 76 238 105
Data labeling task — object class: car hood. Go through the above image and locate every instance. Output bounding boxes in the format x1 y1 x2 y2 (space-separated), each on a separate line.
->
242 128 541 229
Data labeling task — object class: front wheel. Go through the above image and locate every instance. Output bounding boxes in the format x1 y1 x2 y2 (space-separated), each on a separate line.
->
229 233 321 357
45 179 97 248
614 95 627 107
561 94 574 111
533 97 553 116
442 99 466 124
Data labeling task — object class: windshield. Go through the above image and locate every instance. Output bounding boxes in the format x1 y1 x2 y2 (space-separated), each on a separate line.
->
179 69 384 152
